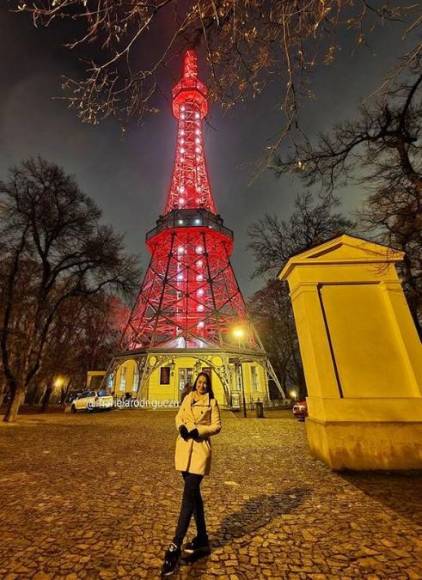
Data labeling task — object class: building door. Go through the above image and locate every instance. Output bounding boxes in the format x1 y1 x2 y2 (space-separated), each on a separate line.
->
178 368 193 400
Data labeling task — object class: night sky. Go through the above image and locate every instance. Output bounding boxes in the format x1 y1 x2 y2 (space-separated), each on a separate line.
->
0 5 415 296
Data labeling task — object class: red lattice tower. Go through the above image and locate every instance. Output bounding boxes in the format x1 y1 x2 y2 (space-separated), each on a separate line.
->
121 50 257 350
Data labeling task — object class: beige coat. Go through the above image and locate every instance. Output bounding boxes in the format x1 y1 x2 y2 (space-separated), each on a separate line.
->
175 391 222 476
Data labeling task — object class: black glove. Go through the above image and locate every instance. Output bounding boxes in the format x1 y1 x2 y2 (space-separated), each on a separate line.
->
188 428 200 441
179 425 189 440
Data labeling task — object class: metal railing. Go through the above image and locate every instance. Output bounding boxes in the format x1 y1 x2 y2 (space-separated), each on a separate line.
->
146 208 233 241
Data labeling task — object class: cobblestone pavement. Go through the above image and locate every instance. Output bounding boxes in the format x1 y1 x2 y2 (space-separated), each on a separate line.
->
0 409 421 580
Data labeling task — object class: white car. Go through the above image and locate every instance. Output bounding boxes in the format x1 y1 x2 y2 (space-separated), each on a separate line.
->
70 391 114 413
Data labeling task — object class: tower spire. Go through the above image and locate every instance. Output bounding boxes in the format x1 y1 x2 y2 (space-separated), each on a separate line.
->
165 49 216 214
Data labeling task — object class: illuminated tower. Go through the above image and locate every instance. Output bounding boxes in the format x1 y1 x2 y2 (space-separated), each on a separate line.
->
105 51 284 407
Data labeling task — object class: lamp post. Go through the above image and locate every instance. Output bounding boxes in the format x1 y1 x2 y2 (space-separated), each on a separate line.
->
232 327 247 417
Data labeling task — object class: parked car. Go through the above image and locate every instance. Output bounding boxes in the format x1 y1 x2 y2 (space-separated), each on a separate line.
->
65 392 81 404
292 399 308 421
69 391 114 414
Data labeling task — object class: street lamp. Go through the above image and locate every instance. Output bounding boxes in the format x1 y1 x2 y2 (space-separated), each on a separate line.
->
54 376 64 389
289 389 298 400
232 326 245 350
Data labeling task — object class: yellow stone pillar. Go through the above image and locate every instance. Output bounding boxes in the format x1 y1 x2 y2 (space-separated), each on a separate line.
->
279 234 422 470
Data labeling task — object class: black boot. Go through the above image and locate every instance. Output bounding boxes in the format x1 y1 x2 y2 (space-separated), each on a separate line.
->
182 534 210 556
161 542 181 576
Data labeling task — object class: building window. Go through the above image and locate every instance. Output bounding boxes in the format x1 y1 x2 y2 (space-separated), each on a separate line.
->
107 373 114 389
160 367 171 385
251 366 260 391
119 367 127 391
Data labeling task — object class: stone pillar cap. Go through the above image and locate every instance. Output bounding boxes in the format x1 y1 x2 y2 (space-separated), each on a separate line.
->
278 234 404 280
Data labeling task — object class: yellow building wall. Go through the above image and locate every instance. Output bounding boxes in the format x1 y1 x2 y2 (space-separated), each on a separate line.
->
279 235 422 470
319 283 417 398
145 356 228 405
111 355 269 407
113 359 137 395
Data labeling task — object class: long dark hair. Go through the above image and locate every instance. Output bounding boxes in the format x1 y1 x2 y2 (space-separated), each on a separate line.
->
192 372 215 399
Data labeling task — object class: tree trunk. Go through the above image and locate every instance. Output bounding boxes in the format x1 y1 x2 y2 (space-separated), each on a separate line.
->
0 384 6 408
60 380 72 405
25 382 39 406
41 384 53 413
3 387 24 423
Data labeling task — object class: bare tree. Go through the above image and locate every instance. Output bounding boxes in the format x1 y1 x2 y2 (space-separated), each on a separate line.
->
248 192 354 278
272 60 421 334
248 192 353 394
12 0 419 141
0 157 140 422
35 291 126 411
249 280 306 398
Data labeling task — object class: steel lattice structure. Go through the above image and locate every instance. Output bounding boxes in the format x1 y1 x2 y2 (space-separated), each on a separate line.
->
120 50 259 352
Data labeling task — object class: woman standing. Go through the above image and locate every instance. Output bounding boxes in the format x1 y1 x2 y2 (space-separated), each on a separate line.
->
161 372 222 577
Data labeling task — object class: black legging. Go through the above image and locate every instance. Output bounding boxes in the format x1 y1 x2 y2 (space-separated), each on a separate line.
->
173 471 207 546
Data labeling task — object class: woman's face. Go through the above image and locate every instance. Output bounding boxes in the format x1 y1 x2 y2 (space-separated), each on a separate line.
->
196 375 208 395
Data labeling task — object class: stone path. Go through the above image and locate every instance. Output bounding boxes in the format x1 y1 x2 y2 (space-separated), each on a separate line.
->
0 409 421 579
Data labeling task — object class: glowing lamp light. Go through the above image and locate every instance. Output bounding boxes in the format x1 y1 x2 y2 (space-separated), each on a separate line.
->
177 246 185 254
232 327 245 339
181 105 185 111
197 305 204 312
195 147 201 154
196 274 203 282
195 129 200 135
195 112 200 119
289 389 298 400
197 321 205 329
194 218 201 225
195 138 200 144
177 273 184 281
178 219 184 225
179 198 185 205
197 288 204 296
180 147 185 154
195 245 203 254
197 260 203 267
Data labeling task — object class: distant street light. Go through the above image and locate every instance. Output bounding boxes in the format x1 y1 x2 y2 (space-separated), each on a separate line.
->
232 326 245 350
54 376 64 389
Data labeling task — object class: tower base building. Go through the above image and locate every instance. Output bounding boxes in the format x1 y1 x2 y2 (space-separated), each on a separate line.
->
106 348 276 409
